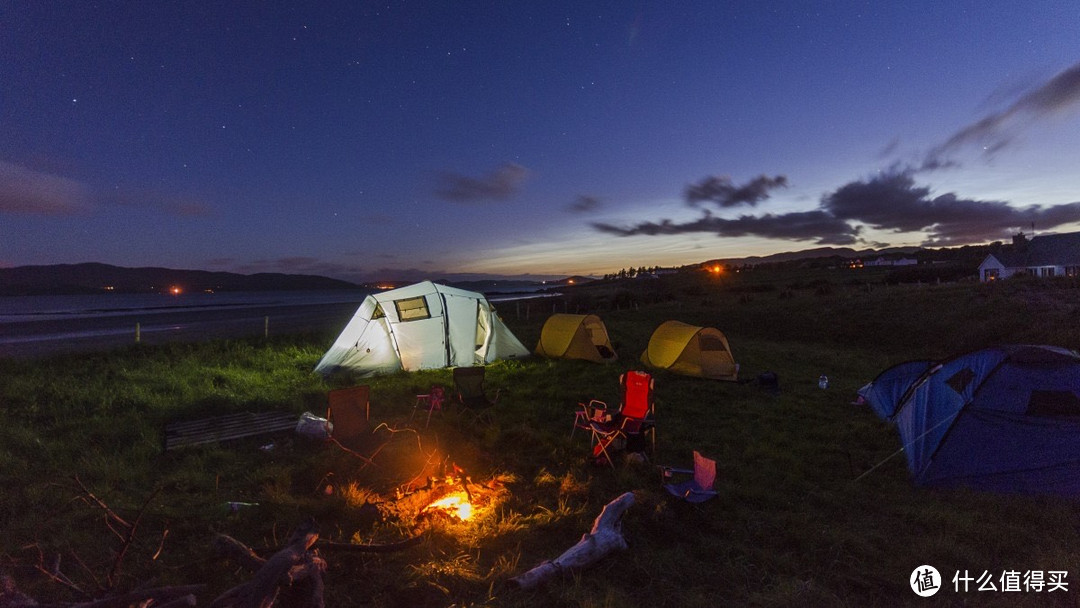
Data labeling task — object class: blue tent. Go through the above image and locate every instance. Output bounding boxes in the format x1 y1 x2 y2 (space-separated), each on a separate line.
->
858 359 934 421
859 345 1080 496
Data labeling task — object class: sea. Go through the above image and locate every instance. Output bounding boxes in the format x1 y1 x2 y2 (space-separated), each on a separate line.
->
0 286 554 359
0 289 372 359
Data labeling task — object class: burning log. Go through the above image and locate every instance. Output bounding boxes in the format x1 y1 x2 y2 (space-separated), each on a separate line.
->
509 492 636 590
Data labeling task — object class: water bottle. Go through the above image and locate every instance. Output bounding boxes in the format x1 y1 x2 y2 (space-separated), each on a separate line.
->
818 375 829 389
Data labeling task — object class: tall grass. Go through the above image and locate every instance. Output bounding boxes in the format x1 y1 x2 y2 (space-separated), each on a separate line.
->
3 277 1080 606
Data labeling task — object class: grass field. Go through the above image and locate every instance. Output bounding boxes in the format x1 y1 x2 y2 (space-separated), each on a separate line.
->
3 270 1080 607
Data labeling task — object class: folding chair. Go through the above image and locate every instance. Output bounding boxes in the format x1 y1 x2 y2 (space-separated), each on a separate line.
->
661 451 718 503
453 366 499 409
572 399 615 439
580 371 655 467
326 385 370 450
451 367 500 424
410 384 446 429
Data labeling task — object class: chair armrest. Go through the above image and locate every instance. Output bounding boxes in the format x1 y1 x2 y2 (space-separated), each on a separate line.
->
580 399 614 421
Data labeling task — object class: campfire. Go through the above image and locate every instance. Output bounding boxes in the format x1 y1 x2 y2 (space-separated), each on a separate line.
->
392 467 508 528
422 492 474 521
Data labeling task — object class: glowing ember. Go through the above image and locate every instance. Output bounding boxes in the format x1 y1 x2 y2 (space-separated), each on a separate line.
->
424 493 474 521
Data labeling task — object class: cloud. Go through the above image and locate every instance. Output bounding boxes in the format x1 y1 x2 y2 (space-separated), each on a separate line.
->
684 174 788 208
591 171 853 245
822 170 1080 245
592 168 1080 248
0 160 215 218
567 195 602 213
927 61 1080 164
435 163 531 203
0 161 93 216
102 189 215 217
592 209 859 245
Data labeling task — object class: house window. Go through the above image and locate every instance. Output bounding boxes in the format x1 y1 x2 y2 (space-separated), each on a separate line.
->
1067 267 1080 278
1041 267 1056 278
983 268 999 281
394 296 430 321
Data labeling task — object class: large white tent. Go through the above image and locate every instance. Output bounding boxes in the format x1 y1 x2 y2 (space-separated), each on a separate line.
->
314 281 530 376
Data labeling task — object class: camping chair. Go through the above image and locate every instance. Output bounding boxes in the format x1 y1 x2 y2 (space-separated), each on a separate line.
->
454 366 499 408
326 385 370 450
453 366 500 425
410 384 446 429
661 451 718 503
579 371 655 468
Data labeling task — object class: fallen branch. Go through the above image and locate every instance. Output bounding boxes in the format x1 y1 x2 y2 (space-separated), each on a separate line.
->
213 535 267 572
72 585 207 608
210 519 323 608
1 572 37 608
0 573 205 608
509 491 636 590
317 536 423 553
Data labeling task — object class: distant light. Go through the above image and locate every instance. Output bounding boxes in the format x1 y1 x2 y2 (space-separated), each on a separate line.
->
170 286 182 295
568 279 575 284
710 265 722 275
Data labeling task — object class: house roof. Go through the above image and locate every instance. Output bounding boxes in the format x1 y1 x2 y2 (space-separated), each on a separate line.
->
993 232 1080 268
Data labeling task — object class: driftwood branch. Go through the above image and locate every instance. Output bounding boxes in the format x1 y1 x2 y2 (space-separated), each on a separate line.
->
509 492 636 590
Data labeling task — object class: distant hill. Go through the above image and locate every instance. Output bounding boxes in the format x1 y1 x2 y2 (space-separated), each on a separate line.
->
0 263 360 296
442 276 594 293
706 245 925 266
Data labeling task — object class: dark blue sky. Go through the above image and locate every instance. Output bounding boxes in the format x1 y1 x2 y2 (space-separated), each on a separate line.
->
3 2 1079 282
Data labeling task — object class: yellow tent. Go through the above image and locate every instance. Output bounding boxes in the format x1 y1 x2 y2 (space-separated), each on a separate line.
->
535 313 617 363
641 320 738 380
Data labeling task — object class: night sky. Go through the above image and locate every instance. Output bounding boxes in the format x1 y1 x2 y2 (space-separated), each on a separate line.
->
3 2 1080 282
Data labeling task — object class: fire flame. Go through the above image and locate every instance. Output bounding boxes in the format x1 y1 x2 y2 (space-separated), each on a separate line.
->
424 493 474 521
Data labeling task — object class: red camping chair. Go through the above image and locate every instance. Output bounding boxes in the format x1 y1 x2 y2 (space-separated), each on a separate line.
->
576 371 655 468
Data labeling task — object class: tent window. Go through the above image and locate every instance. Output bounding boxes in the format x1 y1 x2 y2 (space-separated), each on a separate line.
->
698 334 727 352
1026 391 1080 417
371 303 385 320
946 368 975 394
394 296 430 322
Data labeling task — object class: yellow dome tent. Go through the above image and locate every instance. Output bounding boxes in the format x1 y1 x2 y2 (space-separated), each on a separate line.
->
641 320 738 380
535 313 617 363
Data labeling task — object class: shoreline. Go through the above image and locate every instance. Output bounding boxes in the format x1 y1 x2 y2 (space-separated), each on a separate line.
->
0 292 562 360
0 300 360 360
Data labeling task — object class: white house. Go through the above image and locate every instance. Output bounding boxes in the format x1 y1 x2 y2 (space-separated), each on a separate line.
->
979 232 1080 282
